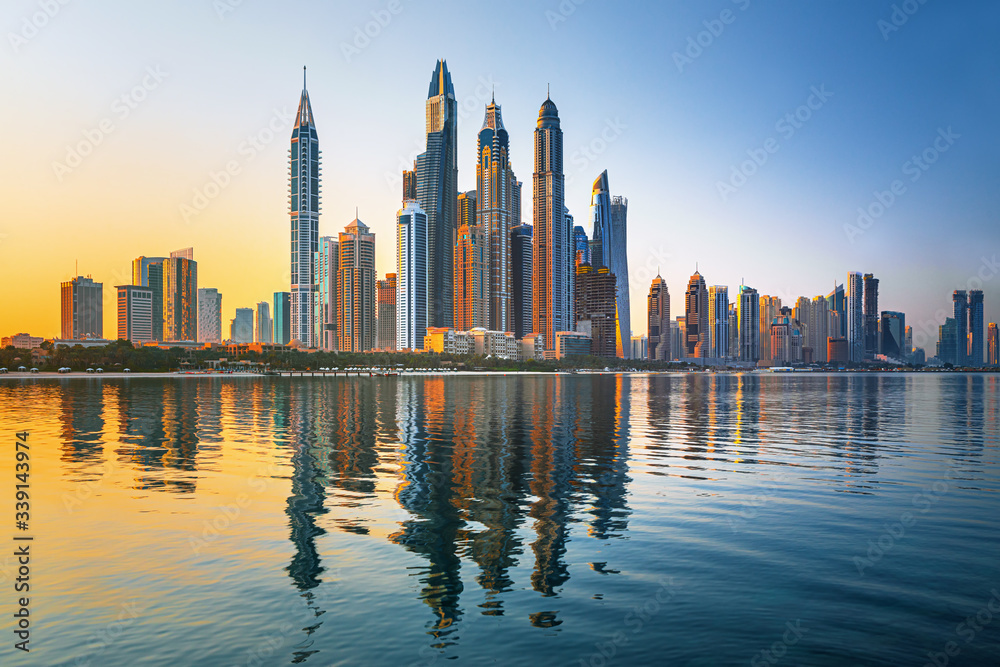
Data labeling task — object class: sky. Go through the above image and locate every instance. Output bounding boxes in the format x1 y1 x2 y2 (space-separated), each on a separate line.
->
1 0 997 353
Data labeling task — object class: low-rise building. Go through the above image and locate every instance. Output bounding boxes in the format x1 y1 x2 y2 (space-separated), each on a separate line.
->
2 333 45 349
554 331 592 359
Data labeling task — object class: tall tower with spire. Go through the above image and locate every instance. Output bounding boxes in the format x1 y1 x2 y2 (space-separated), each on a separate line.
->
290 67 321 347
532 91 568 349
477 95 517 332
416 60 458 329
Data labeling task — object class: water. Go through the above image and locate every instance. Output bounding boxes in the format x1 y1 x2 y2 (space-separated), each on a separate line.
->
1 373 998 666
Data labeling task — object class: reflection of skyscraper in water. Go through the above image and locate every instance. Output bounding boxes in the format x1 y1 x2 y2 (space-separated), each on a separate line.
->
159 381 202 482
527 376 573 598
389 378 464 644
576 376 632 540
60 382 106 474
325 380 380 535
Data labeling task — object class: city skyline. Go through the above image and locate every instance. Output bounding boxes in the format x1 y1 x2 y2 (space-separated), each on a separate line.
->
2 2 997 347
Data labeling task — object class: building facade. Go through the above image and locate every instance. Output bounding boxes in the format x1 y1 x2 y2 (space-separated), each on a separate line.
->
738 285 759 363
709 285 729 359
132 256 165 340
397 203 427 351
988 322 998 367
684 271 709 358
290 68 320 347
338 218 376 352
197 287 222 343
575 263 618 358
454 223 487 332
609 194 631 358
162 253 198 342
255 302 272 343
647 274 670 361
231 308 254 344
61 276 103 340
315 235 339 351
880 311 906 360
117 285 153 344
273 292 291 345
376 274 397 351
969 290 984 367
511 223 533 339
863 273 879 358
416 60 458 329
846 272 864 362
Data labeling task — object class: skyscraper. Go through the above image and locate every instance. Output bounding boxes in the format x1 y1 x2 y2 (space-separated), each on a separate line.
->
457 190 476 228
590 171 612 271
256 302 272 343
315 236 339 351
609 195 631 358
969 290 984 367
454 221 488 332
290 67 320 347
826 283 846 338
396 202 427 350
953 290 969 366
511 223 533 339
197 287 222 343
132 256 165 340
709 285 729 359
574 225 590 266
377 273 397 351
478 96 517 333
576 263 617 358
846 272 864 362
758 296 781 363
163 252 197 341
273 292 291 345
117 285 153 344
685 271 709 358
532 92 570 348
647 273 670 361
988 322 998 367
402 166 417 202
808 296 830 362
880 311 905 360
231 308 253 344
416 60 458 329
738 285 760 363
863 273 879 358
338 217 376 353
61 275 103 340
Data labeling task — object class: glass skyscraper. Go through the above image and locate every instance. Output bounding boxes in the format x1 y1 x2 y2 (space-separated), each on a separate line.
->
397 203 427 351
416 60 458 329
273 292 291 345
953 291 969 366
969 290 984 367
511 223 533 339
290 67 320 347
846 272 864 363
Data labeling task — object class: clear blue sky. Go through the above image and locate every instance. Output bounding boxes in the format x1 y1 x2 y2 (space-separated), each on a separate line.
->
1 0 997 350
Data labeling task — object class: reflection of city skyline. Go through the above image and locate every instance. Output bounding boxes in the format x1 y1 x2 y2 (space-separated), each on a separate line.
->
37 373 998 661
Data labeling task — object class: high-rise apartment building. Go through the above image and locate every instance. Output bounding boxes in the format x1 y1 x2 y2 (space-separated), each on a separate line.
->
758 295 781 362
647 274 670 361
532 94 569 348
807 296 830 362
846 272 864 362
396 203 427 351
255 302 272 343
880 311 905 360
231 308 253 344
576 263 617 358
969 290 984 367
132 256 165 340
511 223 533 338
338 217 376 352
290 68 320 347
416 60 458 329
574 225 590 266
478 96 518 333
454 222 488 332
988 322 998 367
117 285 153 344
738 285 760 363
610 195 631 358
273 292 291 345
685 271 709 358
162 253 197 342
826 283 845 338
863 273 879 358
377 273 397 351
709 285 729 359
315 236 339 351
197 288 222 343
61 275 103 340
952 290 969 366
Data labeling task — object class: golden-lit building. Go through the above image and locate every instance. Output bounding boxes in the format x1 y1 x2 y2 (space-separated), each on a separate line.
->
454 223 488 331
337 218 376 352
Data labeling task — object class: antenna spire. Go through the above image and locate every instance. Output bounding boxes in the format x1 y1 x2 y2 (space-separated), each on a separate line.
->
303 65 307 90
547 83 550 100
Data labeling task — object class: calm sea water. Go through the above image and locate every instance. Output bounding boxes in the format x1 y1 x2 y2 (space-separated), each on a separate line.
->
1 373 998 666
